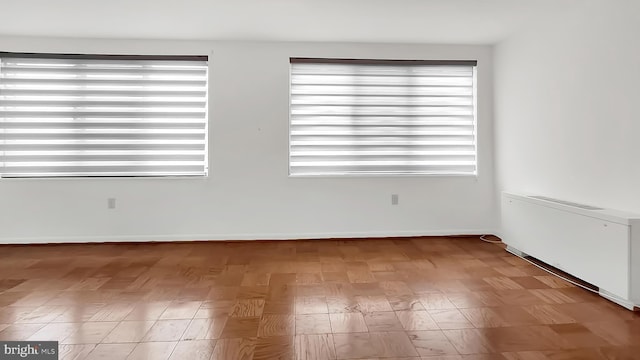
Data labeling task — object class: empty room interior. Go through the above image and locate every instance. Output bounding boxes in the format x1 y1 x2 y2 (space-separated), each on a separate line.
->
1 0 639 359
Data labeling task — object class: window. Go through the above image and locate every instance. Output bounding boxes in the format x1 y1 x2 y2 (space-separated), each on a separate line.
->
289 58 477 176
0 52 208 178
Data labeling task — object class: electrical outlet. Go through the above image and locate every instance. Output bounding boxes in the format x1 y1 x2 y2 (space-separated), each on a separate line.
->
107 198 116 209
391 194 399 205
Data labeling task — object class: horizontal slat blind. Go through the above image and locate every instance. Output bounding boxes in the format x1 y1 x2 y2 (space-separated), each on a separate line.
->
289 60 477 176
0 54 208 177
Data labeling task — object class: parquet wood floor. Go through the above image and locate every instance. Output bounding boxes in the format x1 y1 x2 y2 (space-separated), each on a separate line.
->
1 236 639 360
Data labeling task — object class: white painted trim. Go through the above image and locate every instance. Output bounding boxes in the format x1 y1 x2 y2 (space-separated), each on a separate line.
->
599 289 636 311
0 229 498 245
505 245 527 258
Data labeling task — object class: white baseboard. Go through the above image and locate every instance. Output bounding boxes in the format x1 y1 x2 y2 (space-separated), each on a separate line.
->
505 245 527 258
599 289 636 311
0 229 498 245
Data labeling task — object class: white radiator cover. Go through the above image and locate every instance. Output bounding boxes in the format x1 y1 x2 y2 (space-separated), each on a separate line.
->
501 192 640 310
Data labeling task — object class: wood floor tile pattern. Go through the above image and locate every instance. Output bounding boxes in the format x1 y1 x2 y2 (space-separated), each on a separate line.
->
1 236 639 359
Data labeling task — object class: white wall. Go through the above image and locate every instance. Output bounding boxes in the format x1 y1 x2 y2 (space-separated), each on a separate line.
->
495 0 640 215
0 37 496 243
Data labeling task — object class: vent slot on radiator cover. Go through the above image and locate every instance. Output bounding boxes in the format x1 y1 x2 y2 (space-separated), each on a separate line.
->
528 196 604 210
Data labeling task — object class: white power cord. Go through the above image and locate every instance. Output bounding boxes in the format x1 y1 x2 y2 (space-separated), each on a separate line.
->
508 250 600 295
479 234 503 244
479 234 600 295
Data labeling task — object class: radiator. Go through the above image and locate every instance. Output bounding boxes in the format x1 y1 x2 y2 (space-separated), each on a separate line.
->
501 192 640 310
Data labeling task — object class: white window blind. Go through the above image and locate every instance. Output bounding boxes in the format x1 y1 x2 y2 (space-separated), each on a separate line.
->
0 53 208 178
289 58 477 176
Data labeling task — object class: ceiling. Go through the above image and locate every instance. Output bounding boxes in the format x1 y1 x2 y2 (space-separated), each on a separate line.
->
0 0 586 44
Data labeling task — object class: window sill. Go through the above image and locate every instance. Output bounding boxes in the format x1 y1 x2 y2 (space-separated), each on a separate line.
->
0 176 209 181
288 173 478 179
